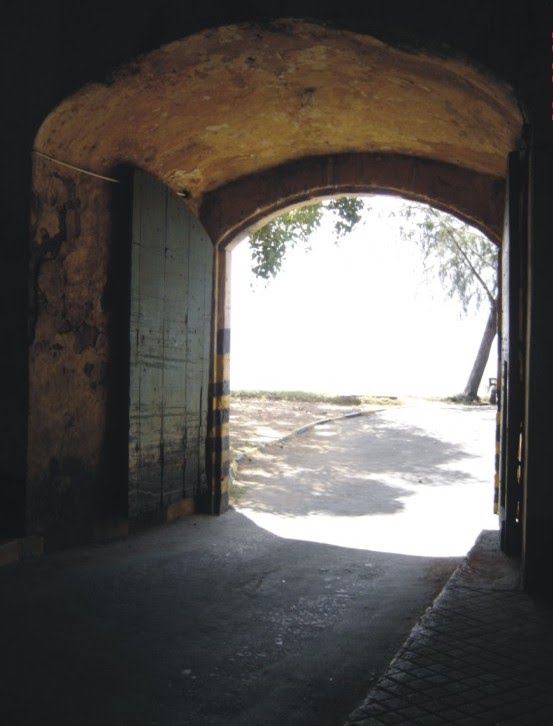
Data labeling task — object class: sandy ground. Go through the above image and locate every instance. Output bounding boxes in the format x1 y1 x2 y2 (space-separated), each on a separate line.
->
231 401 499 559
229 395 385 458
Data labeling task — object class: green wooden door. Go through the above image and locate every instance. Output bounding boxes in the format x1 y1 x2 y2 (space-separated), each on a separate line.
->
129 170 213 523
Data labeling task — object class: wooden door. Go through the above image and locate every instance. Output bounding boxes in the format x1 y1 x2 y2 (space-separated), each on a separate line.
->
498 150 527 556
129 170 213 523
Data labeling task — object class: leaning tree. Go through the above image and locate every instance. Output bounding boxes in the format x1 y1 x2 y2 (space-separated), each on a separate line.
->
396 203 498 401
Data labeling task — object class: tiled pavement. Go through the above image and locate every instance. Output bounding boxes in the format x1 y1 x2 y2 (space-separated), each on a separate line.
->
345 530 553 725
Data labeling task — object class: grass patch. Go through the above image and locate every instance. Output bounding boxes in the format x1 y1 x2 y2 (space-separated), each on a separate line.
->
231 389 401 406
228 462 248 504
229 480 247 503
416 394 493 406
444 395 492 406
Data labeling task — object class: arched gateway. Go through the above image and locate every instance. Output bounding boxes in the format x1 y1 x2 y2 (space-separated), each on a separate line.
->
28 20 521 549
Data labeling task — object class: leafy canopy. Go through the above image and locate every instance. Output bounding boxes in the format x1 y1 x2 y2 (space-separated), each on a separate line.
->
247 195 498 318
248 197 364 280
396 203 498 313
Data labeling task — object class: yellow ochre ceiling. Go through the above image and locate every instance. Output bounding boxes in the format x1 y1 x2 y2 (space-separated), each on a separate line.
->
35 20 521 208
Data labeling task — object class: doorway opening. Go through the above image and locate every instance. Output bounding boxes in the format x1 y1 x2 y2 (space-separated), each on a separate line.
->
26 17 520 552
228 195 499 558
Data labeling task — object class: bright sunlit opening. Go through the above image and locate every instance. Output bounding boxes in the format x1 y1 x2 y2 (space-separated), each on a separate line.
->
229 195 499 557
233 404 499 558
230 195 497 398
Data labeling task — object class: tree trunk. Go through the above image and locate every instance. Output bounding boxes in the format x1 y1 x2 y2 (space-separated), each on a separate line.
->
462 302 498 400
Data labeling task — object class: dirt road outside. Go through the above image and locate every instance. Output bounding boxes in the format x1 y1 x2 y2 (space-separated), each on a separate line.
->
229 393 394 459
231 400 499 559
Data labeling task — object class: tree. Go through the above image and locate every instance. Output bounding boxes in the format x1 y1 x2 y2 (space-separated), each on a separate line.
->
249 197 498 400
396 203 498 401
248 197 365 280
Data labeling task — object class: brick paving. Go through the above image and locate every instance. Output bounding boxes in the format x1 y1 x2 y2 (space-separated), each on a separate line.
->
345 530 553 726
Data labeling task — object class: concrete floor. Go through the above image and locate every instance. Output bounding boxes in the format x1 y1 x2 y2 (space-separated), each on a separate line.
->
0 404 496 725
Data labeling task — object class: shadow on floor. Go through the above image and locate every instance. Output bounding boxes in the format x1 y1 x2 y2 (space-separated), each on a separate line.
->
0 509 461 726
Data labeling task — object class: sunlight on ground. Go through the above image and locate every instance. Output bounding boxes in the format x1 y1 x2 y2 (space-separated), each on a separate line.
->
233 405 499 558
230 196 500 558
237 495 498 558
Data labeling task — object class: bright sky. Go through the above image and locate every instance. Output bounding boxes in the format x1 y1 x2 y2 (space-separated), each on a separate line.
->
230 195 497 398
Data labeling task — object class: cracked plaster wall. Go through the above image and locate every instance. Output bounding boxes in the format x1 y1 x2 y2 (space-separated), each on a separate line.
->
35 21 520 211
27 155 124 546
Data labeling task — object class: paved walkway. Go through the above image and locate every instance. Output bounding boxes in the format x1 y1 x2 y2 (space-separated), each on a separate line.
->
345 529 553 726
0 499 459 726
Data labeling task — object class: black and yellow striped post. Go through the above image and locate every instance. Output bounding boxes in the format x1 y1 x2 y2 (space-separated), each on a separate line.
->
201 246 232 514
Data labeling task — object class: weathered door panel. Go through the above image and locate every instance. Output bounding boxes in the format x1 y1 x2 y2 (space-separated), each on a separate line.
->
161 187 190 504
499 150 526 556
136 181 165 515
129 170 213 522
184 215 213 495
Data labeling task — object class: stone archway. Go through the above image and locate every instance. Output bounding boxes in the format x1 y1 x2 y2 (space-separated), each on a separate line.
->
28 19 521 546
35 19 520 205
200 153 505 249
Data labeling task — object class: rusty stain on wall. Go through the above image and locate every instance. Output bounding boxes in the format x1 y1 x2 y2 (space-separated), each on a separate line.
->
27 155 115 545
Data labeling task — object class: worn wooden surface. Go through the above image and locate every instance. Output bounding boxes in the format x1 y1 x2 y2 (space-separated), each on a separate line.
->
129 170 212 521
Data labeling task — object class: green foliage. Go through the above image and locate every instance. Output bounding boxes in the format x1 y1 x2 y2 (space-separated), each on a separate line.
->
231 389 399 405
397 203 498 314
325 197 364 236
249 197 365 280
248 195 497 320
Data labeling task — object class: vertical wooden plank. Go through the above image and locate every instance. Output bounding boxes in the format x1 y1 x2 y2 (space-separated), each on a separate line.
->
162 191 190 505
198 233 214 495
193 220 213 495
184 214 212 496
134 171 166 516
128 172 143 519
130 170 213 521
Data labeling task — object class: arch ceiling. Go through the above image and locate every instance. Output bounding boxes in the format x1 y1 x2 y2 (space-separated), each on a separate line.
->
35 19 521 212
